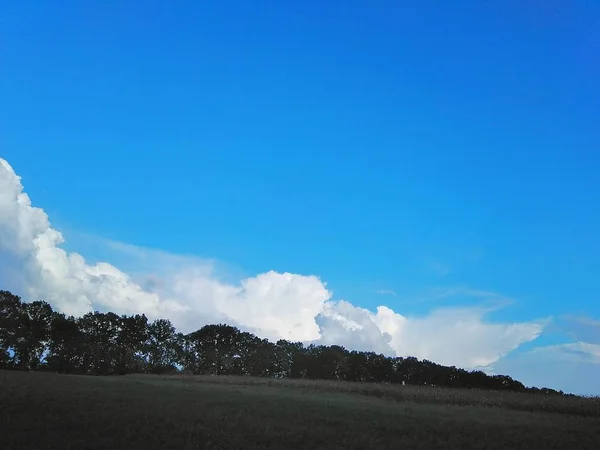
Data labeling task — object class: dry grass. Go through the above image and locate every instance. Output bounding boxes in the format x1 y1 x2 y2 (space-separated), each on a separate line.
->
131 373 600 417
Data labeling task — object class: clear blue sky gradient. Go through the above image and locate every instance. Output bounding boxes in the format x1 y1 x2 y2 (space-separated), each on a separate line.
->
2 2 599 347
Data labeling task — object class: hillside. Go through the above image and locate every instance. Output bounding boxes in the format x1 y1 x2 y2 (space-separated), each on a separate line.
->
2 370 599 449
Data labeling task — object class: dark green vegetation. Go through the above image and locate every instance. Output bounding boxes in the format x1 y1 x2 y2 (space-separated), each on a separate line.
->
0 290 575 396
2 370 600 449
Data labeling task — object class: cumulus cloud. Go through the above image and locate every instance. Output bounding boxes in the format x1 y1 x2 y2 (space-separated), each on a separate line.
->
1 157 546 370
317 302 544 368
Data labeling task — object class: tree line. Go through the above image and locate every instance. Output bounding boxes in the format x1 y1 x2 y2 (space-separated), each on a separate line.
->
0 290 569 396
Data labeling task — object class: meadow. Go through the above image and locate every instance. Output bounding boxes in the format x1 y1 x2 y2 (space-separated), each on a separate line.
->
2 370 600 449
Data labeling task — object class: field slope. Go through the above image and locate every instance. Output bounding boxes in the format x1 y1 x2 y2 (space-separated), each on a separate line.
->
1 370 599 449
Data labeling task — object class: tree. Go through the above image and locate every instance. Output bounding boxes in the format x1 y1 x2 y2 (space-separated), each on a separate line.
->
46 312 84 373
237 333 276 377
182 324 243 375
78 311 122 375
145 318 181 374
0 287 568 397
14 301 54 370
273 340 307 378
302 345 348 380
0 290 24 368
364 352 394 383
344 351 371 382
0 292 54 370
114 314 148 374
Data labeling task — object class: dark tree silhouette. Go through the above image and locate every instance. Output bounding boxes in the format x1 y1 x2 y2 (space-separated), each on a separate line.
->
46 312 84 373
0 289 570 396
0 290 24 368
115 314 148 374
16 301 54 370
145 318 181 374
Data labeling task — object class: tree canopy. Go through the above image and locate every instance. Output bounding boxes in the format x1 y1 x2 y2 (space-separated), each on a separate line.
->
0 290 568 396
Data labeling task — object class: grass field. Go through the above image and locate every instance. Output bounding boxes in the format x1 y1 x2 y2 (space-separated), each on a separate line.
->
2 370 600 449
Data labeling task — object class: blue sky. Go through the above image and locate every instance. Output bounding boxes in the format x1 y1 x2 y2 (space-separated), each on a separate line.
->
1 1 599 394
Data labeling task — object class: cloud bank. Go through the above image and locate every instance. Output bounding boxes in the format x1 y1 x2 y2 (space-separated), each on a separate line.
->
0 157 547 371
491 342 600 397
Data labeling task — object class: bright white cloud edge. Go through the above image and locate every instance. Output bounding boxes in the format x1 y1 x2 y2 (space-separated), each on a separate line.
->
0 157 582 379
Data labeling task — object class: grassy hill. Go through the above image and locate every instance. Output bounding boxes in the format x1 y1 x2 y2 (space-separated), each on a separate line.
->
2 370 599 449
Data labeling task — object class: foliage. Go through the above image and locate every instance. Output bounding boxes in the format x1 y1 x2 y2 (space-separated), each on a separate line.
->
0 289 571 396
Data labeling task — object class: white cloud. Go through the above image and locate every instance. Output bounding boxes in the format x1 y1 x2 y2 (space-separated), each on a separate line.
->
317 302 544 368
0 157 546 370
